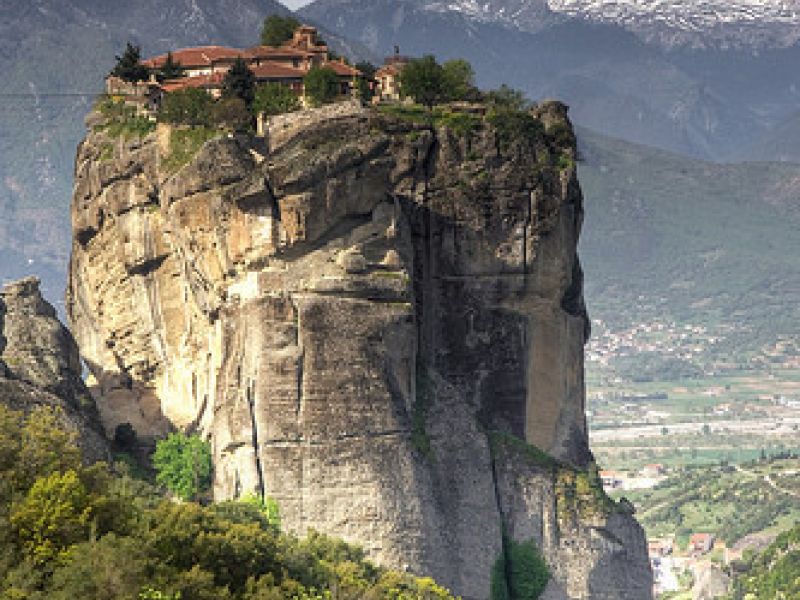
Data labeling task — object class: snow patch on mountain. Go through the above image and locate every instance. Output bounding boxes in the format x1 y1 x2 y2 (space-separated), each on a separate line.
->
423 0 800 48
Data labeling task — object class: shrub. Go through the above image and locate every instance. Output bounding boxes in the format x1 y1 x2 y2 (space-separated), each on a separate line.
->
441 59 476 102
223 58 256 107
161 126 219 173
159 88 213 126
212 97 252 132
487 108 543 150
110 42 149 82
152 432 212 501
254 83 300 117
491 538 550 600
261 15 300 47
304 66 340 107
399 55 445 109
95 96 156 140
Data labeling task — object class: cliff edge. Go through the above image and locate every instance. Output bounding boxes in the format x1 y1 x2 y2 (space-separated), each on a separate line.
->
67 100 652 599
0 277 107 462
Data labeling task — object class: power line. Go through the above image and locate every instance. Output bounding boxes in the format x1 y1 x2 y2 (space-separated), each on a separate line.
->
0 93 99 98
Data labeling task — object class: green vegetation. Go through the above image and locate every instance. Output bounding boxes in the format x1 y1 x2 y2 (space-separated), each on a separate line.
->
303 66 340 107
376 104 482 137
222 57 256 107
491 538 550 600
161 126 220 173
555 464 617 521
486 108 543 151
212 97 252 132
260 15 300 47
441 59 476 102
95 96 156 140
157 52 184 81
153 432 213 502
110 42 149 82
399 55 446 109
611 459 800 547
398 55 477 109
253 83 300 116
487 431 558 471
0 404 457 599
487 432 618 522
725 523 800 600
158 88 214 127
355 61 377 101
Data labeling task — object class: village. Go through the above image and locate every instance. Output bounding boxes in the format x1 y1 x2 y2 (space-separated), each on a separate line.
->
598 460 797 599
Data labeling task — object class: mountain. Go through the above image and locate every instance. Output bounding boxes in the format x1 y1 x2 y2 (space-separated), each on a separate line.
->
0 0 370 308
422 0 800 50
578 127 800 365
65 99 651 598
300 0 800 161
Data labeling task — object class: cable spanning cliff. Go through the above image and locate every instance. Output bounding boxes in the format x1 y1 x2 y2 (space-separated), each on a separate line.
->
67 99 652 599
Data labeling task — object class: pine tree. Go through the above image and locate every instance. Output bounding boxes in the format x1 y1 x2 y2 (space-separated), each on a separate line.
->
159 52 184 81
222 57 256 107
111 42 150 82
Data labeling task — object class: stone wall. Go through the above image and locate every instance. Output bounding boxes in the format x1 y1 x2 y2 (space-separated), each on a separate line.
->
257 99 365 152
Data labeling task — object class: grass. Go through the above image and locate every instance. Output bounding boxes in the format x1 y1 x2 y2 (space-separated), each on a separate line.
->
376 104 482 137
161 126 220 174
94 96 155 140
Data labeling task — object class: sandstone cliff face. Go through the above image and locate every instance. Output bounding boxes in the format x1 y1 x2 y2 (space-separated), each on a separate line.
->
68 102 651 599
0 277 107 462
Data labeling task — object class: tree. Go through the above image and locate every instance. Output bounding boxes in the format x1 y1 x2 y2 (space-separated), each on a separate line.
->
48 534 148 600
303 66 340 107
111 42 150 82
212 97 252 132
261 15 300 47
222 57 256 107
355 61 377 102
11 470 94 565
159 88 214 126
441 59 475 101
159 52 184 81
153 432 213 501
399 55 445 109
484 85 530 112
253 83 300 116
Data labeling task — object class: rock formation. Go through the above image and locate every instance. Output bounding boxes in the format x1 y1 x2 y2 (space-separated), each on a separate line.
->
0 277 107 462
68 101 652 598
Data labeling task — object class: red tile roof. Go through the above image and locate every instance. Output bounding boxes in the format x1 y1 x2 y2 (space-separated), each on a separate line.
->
246 46 313 60
376 64 404 78
324 61 361 77
250 63 307 80
161 72 225 93
143 46 244 69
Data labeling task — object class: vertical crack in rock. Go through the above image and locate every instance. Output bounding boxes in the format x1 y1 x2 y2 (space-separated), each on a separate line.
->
247 379 265 501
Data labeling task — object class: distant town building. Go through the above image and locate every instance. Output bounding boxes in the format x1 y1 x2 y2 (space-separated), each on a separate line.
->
105 74 164 113
599 470 625 490
374 50 412 102
690 533 716 555
641 463 666 478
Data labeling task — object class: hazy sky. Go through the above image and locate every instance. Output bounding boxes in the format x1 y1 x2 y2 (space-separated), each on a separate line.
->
283 0 312 9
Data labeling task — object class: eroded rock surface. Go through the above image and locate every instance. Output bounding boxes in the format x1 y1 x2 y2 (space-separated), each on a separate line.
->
0 277 107 462
68 103 651 598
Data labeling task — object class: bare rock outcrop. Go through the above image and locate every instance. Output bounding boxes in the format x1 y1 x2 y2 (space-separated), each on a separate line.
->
0 277 107 462
68 103 651 599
